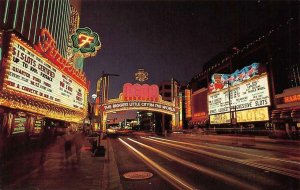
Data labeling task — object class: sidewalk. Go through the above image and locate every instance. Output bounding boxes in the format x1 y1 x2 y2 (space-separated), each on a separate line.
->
173 133 300 145
3 134 122 190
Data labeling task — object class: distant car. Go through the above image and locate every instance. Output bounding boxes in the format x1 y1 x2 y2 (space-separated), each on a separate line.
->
107 128 117 134
116 129 133 135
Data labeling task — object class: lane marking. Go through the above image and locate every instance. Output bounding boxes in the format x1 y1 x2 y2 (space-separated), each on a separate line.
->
149 136 300 165
128 138 256 190
118 138 196 190
142 137 300 180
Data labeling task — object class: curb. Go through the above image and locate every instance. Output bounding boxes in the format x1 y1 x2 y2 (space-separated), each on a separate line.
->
102 138 123 190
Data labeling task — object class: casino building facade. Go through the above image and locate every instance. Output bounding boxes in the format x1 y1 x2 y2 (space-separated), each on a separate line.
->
189 12 299 137
0 0 87 143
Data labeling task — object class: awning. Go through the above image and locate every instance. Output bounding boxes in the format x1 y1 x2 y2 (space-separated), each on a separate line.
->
271 107 300 121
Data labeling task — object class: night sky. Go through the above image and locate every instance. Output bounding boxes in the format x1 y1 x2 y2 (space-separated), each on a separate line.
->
81 1 291 100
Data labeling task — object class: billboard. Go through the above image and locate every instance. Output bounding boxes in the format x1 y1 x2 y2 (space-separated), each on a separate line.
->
209 63 260 93
208 73 270 115
210 107 269 124
3 36 86 110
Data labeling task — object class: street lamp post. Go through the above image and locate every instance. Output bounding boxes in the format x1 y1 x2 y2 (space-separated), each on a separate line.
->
91 94 97 132
96 72 119 136
227 81 237 134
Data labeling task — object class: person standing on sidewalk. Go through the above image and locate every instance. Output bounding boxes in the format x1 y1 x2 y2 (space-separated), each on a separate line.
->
73 131 84 162
63 129 73 161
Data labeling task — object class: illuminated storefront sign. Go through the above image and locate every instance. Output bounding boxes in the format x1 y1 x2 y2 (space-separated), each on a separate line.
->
123 83 159 101
284 94 300 103
12 113 26 134
209 63 259 92
71 27 101 58
192 88 208 122
210 107 269 124
208 73 270 115
4 35 86 110
102 101 176 114
193 112 207 119
34 119 43 134
185 89 192 118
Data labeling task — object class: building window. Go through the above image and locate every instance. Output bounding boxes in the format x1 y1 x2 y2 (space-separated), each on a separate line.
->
164 92 171 97
164 85 171 89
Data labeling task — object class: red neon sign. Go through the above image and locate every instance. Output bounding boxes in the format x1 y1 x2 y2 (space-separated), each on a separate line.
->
34 28 88 89
284 94 300 103
123 83 159 101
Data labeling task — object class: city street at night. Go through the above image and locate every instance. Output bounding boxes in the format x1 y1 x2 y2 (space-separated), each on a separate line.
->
0 0 300 190
2 133 300 190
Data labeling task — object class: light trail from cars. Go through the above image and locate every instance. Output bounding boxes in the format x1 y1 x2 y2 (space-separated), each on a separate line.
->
148 136 300 165
141 137 300 180
118 138 196 190
127 137 256 190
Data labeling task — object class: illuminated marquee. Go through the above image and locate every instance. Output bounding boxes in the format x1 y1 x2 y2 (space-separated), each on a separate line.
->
3 35 86 110
208 73 270 115
210 107 269 124
102 101 176 114
123 83 159 101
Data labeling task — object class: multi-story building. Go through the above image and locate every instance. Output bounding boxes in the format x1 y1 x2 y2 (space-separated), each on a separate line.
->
159 80 172 102
0 0 87 146
156 80 188 132
0 0 72 57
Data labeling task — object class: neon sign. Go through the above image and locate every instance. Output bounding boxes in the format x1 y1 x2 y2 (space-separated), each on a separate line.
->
34 29 87 88
135 69 149 82
123 83 159 102
284 94 300 103
185 89 192 118
71 27 101 57
102 101 176 114
209 63 259 93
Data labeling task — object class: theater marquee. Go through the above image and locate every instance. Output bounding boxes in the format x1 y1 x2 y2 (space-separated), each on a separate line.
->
208 73 270 115
3 36 86 110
